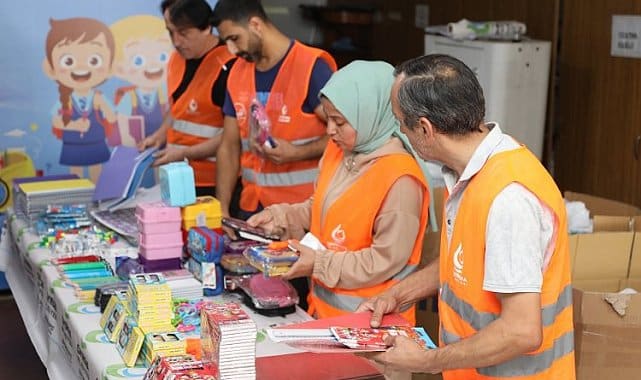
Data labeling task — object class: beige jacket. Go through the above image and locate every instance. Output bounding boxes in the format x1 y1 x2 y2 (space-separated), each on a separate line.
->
267 137 426 290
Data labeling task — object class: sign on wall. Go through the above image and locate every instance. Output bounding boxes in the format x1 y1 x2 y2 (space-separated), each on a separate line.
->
611 15 641 58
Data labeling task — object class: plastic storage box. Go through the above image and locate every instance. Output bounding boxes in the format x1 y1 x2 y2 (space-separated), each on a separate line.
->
136 201 181 234
181 196 222 230
159 162 196 207
243 244 299 277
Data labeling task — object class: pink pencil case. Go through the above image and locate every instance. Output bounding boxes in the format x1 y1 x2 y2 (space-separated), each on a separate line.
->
136 201 182 234
139 239 183 260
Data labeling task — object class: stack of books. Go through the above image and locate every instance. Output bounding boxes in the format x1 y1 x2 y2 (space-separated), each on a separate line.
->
201 302 257 380
127 273 174 333
14 178 95 221
163 269 202 300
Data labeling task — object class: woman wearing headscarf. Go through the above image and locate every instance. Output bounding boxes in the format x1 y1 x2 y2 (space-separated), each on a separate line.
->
247 60 430 323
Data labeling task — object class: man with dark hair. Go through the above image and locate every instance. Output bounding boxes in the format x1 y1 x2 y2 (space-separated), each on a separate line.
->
358 54 576 379
139 0 236 197
212 0 337 222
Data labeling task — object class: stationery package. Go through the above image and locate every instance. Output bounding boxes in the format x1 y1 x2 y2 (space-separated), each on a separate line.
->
159 162 196 207
181 196 222 231
228 273 298 316
220 254 258 275
242 243 299 277
187 226 224 263
141 332 188 366
187 257 224 296
116 316 146 367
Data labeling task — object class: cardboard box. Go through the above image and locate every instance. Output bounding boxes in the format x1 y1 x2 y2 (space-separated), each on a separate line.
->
564 191 641 281
629 216 641 278
573 280 641 380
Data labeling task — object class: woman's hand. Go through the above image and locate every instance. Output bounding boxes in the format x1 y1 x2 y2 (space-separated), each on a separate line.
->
281 240 315 279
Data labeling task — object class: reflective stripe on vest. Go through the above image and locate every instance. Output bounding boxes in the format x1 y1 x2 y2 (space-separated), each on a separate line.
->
440 283 573 332
391 263 418 281
441 325 574 377
173 119 223 138
313 284 413 313
240 136 322 152
166 143 216 162
241 167 318 187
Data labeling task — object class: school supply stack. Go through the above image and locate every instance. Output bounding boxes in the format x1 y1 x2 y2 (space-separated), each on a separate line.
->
35 204 92 235
162 269 202 300
13 178 95 222
186 226 225 296
91 207 139 244
127 273 174 334
53 255 121 302
136 201 183 272
159 162 196 207
201 302 257 380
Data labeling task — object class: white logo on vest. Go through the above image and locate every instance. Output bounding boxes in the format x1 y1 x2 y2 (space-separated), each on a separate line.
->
327 224 347 251
453 243 467 285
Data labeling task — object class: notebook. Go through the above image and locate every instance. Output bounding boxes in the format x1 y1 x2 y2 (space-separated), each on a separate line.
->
93 146 157 210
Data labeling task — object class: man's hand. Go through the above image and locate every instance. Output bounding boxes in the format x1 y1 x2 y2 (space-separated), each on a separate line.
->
366 335 434 373
138 133 163 152
356 293 400 328
281 240 315 280
246 209 283 237
251 138 297 164
151 147 184 166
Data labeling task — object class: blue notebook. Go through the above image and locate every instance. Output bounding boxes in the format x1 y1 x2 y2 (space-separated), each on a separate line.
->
93 146 157 204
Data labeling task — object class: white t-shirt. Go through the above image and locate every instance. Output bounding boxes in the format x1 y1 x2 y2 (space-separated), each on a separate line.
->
442 123 556 293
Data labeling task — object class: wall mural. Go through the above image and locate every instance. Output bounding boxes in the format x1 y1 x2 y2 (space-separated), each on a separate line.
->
0 1 218 183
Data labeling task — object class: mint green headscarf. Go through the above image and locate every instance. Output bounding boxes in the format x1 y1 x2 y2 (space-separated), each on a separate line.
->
319 60 399 154
319 60 438 231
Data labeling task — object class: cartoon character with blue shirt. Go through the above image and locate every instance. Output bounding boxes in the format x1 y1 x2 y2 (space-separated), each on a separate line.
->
43 18 117 182
110 15 173 147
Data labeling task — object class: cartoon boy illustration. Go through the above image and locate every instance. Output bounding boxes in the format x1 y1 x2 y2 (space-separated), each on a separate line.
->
110 15 172 147
43 18 117 182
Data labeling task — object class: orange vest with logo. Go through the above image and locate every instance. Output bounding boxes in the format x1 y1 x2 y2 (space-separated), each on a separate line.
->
439 147 575 379
166 46 233 187
226 41 337 211
308 141 429 324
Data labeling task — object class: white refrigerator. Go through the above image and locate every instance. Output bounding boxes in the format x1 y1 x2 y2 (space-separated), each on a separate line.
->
424 34 551 160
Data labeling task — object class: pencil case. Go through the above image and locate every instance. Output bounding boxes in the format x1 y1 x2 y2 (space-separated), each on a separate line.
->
159 162 196 207
186 227 224 264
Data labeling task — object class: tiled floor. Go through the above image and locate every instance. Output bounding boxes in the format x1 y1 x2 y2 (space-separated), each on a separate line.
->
0 293 48 379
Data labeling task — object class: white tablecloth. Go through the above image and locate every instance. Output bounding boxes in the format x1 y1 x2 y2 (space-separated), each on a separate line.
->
0 211 321 380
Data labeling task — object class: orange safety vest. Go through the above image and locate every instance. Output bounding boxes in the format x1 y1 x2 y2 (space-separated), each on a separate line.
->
439 147 575 379
226 41 337 211
308 141 429 324
166 46 234 187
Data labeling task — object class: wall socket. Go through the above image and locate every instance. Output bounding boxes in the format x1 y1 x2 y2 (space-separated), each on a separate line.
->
415 4 429 29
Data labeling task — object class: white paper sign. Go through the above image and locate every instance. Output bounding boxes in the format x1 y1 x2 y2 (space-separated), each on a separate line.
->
612 15 641 58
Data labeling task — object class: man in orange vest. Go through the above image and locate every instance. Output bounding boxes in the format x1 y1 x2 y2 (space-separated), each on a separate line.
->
358 54 576 379
211 0 336 222
138 0 236 197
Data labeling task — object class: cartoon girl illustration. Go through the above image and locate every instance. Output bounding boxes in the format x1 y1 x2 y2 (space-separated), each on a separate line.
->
110 15 172 147
42 18 117 182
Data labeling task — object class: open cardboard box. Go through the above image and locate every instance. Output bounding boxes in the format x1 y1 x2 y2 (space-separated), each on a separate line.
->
573 278 641 380
566 191 641 379
564 191 641 281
